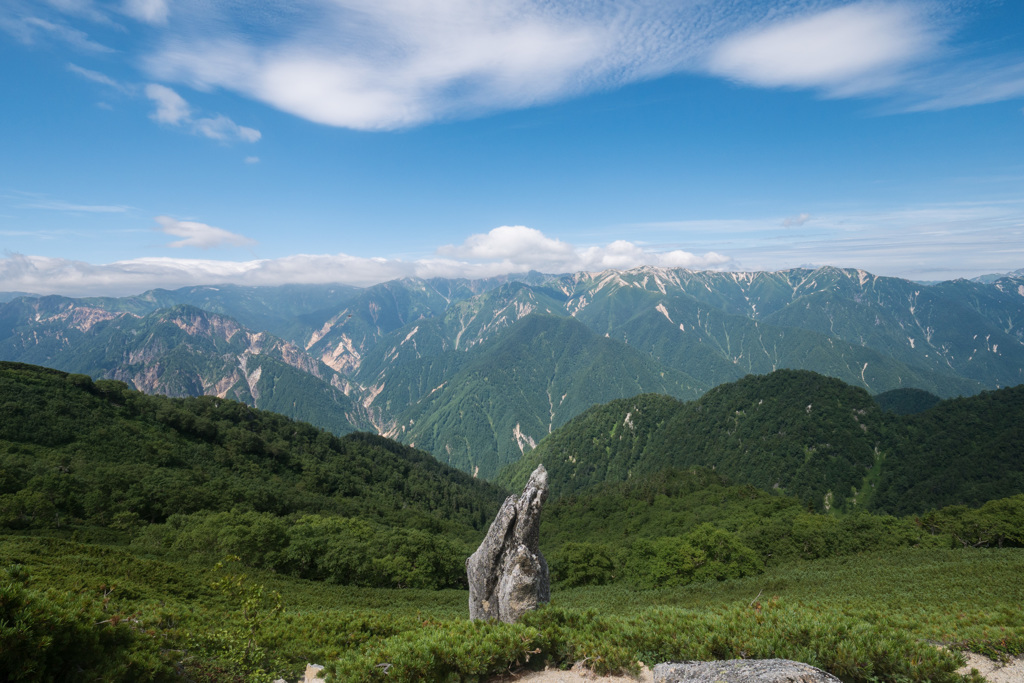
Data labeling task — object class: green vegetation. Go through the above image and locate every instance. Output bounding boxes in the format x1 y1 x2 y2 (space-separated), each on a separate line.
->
2 360 1023 682
874 387 941 414
0 361 505 590
400 314 704 478
501 370 1024 515
2 535 1021 682
536 467 989 588
874 387 1024 514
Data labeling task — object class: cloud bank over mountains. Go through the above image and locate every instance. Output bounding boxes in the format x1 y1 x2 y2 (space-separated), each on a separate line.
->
0 225 730 297
4 199 1023 297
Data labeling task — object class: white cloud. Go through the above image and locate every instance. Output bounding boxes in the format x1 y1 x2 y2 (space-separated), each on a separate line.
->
144 84 261 142
145 83 190 124
440 226 576 266
122 0 168 25
0 225 734 296
632 201 1024 281
9 0 1024 129
707 2 937 96
20 198 130 213
193 115 261 143
244 156 260 164
142 0 722 130
154 216 257 249
133 0 1024 129
783 213 811 227
10 15 112 52
0 252 414 297
438 225 731 273
68 63 132 93
3 208 1022 297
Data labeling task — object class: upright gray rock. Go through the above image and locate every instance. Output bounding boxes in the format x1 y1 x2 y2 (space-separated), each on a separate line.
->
653 659 841 683
467 464 550 623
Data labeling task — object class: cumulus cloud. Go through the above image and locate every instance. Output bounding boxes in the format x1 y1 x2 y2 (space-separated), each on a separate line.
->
154 216 257 249
144 84 261 142
440 226 576 266
439 225 731 274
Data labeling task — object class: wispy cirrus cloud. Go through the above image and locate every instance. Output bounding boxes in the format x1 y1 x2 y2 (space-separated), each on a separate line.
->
782 213 811 227
121 0 168 25
64 62 261 143
9 0 1024 130
128 0 1024 131
144 83 261 142
2 14 112 52
631 200 1024 280
67 62 133 93
154 216 257 249
19 197 131 213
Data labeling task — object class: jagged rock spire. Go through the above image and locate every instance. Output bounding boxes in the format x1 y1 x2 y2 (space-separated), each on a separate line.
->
466 464 550 623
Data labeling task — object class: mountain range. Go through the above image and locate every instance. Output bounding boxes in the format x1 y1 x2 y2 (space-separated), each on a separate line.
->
2 265 1022 478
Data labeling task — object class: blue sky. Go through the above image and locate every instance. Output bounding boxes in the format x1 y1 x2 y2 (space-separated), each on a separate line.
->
1 0 1023 296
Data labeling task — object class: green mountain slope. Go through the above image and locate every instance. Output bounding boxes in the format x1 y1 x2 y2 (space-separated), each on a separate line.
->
874 388 941 414
0 300 372 435
0 360 505 553
395 313 705 478
500 369 1024 514
873 385 1024 515
564 268 985 397
2 265 1023 481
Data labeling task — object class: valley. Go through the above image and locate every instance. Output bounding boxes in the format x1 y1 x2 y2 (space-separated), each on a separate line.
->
2 265 1021 480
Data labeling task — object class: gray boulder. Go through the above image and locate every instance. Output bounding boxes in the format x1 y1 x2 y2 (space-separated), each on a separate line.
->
653 659 841 683
466 464 550 623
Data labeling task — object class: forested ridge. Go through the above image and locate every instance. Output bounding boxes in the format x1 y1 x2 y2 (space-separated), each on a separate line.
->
500 369 1024 515
0 361 505 590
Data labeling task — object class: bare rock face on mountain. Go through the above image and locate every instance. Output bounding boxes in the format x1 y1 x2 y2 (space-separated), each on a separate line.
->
653 659 841 683
467 464 550 623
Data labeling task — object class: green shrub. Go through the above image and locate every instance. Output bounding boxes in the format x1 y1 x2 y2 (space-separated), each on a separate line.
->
550 542 617 587
0 564 174 682
624 524 762 588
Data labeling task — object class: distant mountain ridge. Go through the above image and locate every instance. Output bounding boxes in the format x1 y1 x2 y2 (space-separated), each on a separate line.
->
0 265 1022 478
0 297 372 435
